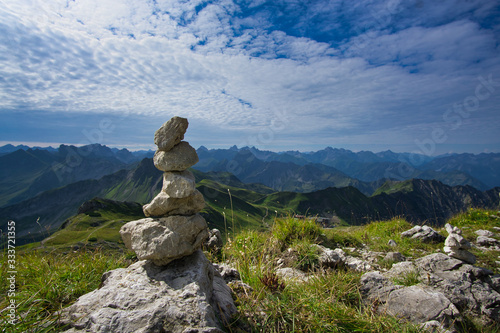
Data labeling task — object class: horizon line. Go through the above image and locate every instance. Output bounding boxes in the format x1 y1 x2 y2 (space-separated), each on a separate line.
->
1 141 499 157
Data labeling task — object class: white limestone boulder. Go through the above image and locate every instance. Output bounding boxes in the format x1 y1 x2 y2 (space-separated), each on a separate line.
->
154 116 188 152
153 141 199 172
143 189 205 217
161 170 196 198
60 250 237 333
120 214 208 266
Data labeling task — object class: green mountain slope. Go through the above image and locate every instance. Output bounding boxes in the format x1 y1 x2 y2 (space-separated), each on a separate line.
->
0 145 133 208
42 198 144 249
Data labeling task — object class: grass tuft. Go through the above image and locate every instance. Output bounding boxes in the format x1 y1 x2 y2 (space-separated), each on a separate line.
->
0 249 133 332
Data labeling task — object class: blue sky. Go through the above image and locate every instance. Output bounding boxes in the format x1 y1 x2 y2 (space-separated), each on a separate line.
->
1 0 499 155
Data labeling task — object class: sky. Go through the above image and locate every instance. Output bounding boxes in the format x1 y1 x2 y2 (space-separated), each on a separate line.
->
0 0 500 155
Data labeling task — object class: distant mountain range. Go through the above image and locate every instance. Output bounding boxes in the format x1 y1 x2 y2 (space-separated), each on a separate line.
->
0 144 154 207
1 143 499 245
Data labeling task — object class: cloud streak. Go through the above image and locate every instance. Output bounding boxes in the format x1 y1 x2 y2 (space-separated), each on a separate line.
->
0 0 499 154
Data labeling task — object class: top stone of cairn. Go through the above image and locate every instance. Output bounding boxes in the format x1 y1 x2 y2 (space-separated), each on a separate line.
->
154 116 189 151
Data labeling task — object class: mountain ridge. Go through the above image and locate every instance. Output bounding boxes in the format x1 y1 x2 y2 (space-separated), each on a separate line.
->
1 156 498 245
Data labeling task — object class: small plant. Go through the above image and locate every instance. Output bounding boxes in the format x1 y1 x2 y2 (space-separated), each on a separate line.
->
272 216 322 248
259 272 285 293
392 269 421 287
292 240 319 271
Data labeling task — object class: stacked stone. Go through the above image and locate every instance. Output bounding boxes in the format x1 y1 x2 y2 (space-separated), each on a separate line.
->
443 223 476 264
120 116 208 266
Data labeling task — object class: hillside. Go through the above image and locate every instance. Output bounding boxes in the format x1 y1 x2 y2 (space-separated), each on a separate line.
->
195 146 493 190
2 160 498 246
0 144 136 207
3 208 499 332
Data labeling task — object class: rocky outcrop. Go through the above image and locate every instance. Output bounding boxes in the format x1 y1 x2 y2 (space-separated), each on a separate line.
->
60 251 235 333
401 225 445 243
360 253 500 331
204 228 224 253
443 223 476 264
61 117 237 333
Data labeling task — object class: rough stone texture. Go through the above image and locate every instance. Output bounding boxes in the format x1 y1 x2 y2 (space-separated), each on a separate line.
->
60 250 237 333
204 229 223 252
154 142 199 171
120 214 208 266
383 261 417 279
383 285 461 328
316 245 343 268
143 190 205 217
384 252 406 263
162 170 196 198
154 116 189 152
475 229 495 237
330 248 373 272
275 267 309 282
401 225 445 243
443 246 476 264
414 253 500 325
443 223 476 264
388 239 398 247
361 253 500 329
360 271 402 302
213 263 240 283
360 271 461 331
419 320 453 333
476 235 500 247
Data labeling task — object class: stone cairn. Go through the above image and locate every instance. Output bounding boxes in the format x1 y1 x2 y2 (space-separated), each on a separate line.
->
60 117 236 333
120 116 208 266
443 223 476 264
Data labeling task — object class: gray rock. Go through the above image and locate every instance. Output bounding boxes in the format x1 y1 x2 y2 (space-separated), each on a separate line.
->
475 229 495 237
154 116 189 152
332 248 372 272
414 253 500 325
445 223 461 235
383 285 460 328
362 253 500 329
360 271 402 301
443 245 476 264
120 214 208 266
345 255 372 272
384 252 406 263
476 235 500 247
445 233 471 250
204 228 223 252
213 263 240 283
360 270 460 331
443 224 476 264
162 170 196 198
275 267 309 282
60 250 236 333
143 189 205 217
419 320 453 333
384 261 417 280
154 141 199 171
388 239 398 247
316 245 343 268
401 225 445 243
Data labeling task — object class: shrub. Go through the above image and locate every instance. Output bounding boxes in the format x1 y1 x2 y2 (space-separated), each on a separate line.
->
272 216 322 248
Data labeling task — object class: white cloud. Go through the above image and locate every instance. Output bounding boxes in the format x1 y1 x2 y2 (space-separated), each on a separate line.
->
0 0 499 152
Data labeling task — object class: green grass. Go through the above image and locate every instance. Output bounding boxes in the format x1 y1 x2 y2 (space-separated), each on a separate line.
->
323 218 444 259
447 208 500 274
222 217 422 332
41 199 144 249
0 249 133 332
2 208 499 332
